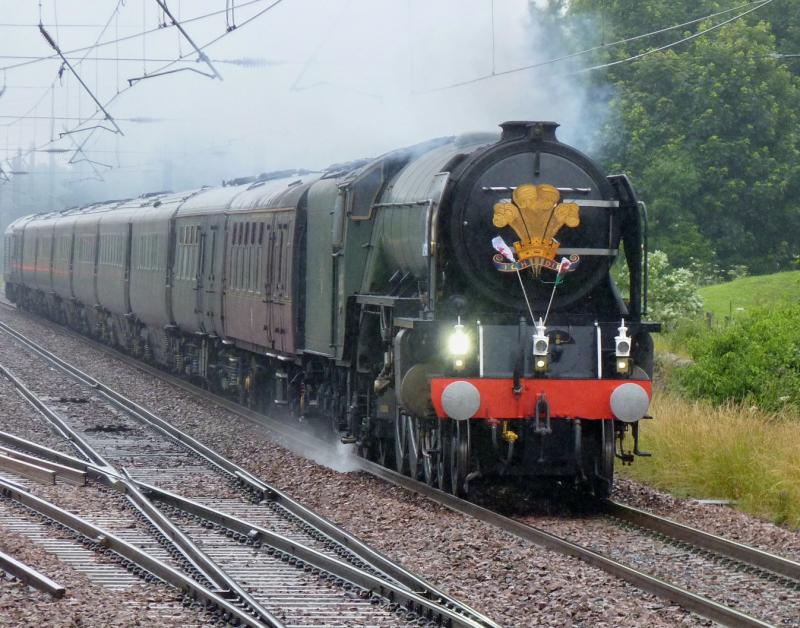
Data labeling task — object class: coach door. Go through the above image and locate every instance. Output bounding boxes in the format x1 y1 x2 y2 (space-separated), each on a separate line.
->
201 215 224 336
265 210 296 355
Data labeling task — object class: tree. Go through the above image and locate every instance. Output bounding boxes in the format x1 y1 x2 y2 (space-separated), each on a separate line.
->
563 1 800 273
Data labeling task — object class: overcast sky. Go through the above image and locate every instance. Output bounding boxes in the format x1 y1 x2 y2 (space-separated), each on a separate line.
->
0 0 595 199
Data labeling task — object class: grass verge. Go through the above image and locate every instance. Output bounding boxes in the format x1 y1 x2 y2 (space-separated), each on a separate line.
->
620 390 800 527
698 270 800 321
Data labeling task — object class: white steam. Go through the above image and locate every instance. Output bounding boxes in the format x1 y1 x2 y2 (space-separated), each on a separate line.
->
0 0 604 210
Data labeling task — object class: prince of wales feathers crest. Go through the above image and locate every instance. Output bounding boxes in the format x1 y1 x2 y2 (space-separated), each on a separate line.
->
492 183 580 273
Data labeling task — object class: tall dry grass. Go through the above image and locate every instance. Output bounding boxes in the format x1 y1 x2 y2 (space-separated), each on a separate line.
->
621 391 800 527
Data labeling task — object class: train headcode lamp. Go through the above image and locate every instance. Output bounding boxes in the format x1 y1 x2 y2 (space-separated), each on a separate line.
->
615 318 632 375
533 317 549 373
447 317 470 370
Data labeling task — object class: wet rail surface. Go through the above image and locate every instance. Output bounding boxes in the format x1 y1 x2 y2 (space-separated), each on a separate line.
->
6 301 800 627
0 315 496 628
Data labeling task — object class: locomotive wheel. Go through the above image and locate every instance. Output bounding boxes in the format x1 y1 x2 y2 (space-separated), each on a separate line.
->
421 420 442 487
374 439 389 467
593 420 615 498
407 416 422 480
436 422 451 490
449 420 470 497
584 420 615 498
394 411 408 474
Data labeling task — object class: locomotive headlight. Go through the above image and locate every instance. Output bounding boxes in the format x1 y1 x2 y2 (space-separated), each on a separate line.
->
447 322 470 356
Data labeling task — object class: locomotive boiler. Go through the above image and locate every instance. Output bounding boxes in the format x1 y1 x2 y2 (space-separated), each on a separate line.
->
4 120 658 497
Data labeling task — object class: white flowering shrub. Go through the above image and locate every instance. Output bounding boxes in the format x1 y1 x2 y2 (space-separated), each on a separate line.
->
614 250 703 329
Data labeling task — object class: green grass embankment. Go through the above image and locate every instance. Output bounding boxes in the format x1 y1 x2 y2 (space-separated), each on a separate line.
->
698 270 800 320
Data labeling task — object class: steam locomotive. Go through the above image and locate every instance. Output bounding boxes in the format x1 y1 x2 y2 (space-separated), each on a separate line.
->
4 121 658 497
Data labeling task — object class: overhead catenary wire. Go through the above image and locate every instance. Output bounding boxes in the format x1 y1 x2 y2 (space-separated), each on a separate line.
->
152 0 222 81
571 0 775 75
0 0 274 73
419 0 774 93
1 0 286 180
38 24 123 135
0 115 166 121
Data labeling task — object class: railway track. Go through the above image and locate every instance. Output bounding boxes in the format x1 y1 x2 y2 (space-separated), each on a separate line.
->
0 316 498 628
4 304 800 627
361 463 800 628
0 472 257 625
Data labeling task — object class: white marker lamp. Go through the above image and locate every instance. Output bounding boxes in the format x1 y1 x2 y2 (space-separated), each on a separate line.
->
533 318 549 373
615 318 632 375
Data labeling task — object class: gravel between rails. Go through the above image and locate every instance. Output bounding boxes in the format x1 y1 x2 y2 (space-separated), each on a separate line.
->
0 308 715 627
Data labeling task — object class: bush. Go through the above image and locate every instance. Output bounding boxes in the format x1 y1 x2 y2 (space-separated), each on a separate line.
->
676 303 800 411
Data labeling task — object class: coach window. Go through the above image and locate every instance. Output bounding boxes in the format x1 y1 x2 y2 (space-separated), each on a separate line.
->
248 222 253 291
242 223 247 290
243 223 251 292
237 223 244 290
193 226 199 279
255 223 263 292
248 226 254 291
185 227 191 279
177 227 184 279
231 224 238 290
188 226 195 279
192 226 198 279
232 223 239 290
187 226 193 279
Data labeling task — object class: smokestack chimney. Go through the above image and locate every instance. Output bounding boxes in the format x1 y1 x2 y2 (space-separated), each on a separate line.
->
499 121 559 143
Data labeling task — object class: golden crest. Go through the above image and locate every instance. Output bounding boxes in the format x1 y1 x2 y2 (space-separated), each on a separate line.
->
493 184 580 264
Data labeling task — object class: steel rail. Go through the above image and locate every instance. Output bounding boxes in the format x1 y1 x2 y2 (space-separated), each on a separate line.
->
0 548 65 598
603 500 800 582
0 360 283 628
0 445 86 485
4 344 785 628
0 318 498 628
357 460 773 628
0 477 261 626
0 452 56 484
